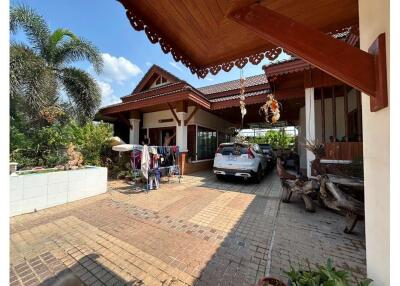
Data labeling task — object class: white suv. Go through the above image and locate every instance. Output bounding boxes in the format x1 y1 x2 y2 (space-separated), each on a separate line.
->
213 143 267 183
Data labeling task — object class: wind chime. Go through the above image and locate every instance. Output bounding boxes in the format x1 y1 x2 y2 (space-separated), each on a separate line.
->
239 69 246 129
259 76 281 124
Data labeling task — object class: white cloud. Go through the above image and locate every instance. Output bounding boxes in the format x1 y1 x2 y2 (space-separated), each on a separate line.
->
100 53 142 84
169 61 183 72
97 80 121 107
145 62 152 67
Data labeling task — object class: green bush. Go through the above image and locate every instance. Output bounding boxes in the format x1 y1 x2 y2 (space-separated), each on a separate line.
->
10 120 113 169
63 121 113 166
250 128 295 150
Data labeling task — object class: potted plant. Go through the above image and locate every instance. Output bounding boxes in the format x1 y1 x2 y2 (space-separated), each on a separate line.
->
284 258 373 286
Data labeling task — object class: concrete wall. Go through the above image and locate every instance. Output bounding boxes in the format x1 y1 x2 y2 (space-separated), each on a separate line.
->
10 167 108 217
359 0 390 284
192 108 233 132
143 109 179 129
142 107 232 132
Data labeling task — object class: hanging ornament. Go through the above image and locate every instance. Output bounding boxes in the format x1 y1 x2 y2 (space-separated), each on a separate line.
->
259 77 281 124
239 70 247 119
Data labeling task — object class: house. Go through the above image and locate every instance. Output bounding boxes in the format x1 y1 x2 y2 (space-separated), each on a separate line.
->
97 64 269 174
106 1 390 283
99 29 363 177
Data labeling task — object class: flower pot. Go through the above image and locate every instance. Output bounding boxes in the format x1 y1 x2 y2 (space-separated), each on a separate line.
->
257 277 287 286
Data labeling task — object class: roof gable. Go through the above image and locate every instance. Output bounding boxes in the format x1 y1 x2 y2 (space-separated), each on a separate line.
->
133 65 182 93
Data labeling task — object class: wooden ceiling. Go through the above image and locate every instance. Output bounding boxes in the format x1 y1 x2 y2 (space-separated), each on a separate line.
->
119 0 358 70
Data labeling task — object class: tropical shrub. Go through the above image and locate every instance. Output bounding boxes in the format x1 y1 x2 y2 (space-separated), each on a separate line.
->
10 120 113 169
63 121 113 166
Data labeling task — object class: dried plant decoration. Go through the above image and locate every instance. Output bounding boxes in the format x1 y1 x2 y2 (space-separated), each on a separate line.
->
259 76 281 124
304 138 326 158
239 70 247 122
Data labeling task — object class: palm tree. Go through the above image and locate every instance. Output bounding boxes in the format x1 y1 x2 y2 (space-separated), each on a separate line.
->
10 5 103 124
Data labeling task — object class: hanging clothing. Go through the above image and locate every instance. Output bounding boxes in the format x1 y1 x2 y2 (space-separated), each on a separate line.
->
141 145 150 179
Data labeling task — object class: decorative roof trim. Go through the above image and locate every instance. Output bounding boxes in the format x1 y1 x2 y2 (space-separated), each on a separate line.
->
118 0 283 79
119 1 358 79
132 64 182 93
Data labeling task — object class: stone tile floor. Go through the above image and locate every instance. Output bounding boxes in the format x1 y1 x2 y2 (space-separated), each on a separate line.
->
10 171 366 286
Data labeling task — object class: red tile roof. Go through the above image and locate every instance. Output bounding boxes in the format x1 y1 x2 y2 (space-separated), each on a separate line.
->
198 74 268 95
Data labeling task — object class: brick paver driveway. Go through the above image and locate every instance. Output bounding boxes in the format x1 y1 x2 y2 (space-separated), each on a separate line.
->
10 171 367 286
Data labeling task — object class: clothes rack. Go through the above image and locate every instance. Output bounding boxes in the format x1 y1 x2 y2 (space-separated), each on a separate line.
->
130 144 181 192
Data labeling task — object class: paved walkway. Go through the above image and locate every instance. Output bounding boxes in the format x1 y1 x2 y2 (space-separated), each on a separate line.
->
10 171 366 286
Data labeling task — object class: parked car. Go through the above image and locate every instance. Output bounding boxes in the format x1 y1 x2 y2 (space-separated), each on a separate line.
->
213 142 267 183
258 143 276 169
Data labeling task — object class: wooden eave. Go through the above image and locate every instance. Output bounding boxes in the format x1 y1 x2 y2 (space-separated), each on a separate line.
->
118 0 358 78
100 90 211 115
122 82 186 103
119 0 387 111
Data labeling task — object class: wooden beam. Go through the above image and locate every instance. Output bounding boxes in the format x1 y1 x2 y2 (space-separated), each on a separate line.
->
321 88 325 143
129 110 141 119
344 86 348 141
167 103 181 125
332 87 337 142
229 4 388 111
184 106 199 126
176 101 188 113
117 113 132 129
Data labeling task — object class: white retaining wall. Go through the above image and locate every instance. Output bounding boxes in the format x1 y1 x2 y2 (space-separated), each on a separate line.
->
10 167 107 217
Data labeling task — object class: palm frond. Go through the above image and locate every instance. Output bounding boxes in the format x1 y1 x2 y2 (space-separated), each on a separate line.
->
45 28 78 62
10 5 51 53
10 44 57 109
53 38 103 73
60 67 101 121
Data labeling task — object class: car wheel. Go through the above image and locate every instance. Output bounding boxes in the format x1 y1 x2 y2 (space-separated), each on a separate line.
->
254 166 263 183
216 174 224 180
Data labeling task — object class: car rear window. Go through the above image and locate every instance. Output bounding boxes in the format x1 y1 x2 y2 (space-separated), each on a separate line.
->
218 144 248 155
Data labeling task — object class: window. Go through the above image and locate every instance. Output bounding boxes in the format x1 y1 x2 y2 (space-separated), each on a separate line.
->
218 132 230 145
197 126 217 160
155 75 168 86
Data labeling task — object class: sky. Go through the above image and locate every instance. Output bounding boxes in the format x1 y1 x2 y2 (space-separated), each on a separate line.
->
10 0 290 107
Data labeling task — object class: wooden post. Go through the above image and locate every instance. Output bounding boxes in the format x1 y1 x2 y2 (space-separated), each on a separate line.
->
321 88 325 143
344 86 348 141
332 87 337 142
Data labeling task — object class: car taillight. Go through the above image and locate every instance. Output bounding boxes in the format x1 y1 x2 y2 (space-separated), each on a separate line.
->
248 148 255 159
215 147 222 158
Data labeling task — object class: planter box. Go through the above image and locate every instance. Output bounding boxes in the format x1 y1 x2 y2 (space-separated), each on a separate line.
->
10 166 107 217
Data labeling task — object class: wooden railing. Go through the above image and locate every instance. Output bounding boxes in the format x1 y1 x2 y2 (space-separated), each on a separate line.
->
323 142 363 161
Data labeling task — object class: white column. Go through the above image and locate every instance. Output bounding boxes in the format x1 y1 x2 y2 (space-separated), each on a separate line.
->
175 112 188 152
305 88 315 178
129 118 140 145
